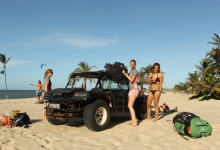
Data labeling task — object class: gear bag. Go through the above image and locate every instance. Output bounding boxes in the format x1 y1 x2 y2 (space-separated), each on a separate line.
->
173 112 212 139
11 112 31 127
159 103 178 113
105 62 128 82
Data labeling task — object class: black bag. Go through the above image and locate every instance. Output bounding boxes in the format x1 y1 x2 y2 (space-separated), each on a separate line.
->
11 112 31 127
22 113 31 124
105 62 128 82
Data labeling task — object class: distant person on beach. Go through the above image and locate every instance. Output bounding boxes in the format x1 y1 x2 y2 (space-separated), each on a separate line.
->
30 80 42 101
146 62 164 122
186 85 192 94
122 59 139 126
43 69 53 121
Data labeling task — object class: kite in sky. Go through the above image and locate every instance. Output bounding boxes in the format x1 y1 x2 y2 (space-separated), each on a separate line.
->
0 71 4 74
41 64 46 68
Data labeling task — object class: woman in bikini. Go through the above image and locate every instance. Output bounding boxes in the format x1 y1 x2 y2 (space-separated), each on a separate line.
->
122 59 139 126
146 62 164 122
30 80 42 101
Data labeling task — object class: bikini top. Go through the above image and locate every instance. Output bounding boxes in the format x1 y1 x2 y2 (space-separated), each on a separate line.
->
155 74 160 82
37 85 42 90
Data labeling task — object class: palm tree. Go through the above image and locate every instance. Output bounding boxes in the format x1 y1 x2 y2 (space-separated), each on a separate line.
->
206 48 220 71
0 54 11 99
173 82 187 92
208 33 220 47
195 58 213 79
140 64 153 78
200 73 220 93
207 33 220 72
68 61 97 90
138 69 147 91
186 72 200 94
174 34 220 94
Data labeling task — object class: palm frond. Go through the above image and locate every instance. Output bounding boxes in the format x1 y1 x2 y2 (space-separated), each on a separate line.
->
74 68 83 73
78 61 89 71
214 33 220 39
6 57 11 64
0 54 6 63
208 33 220 47
88 66 98 71
208 42 220 46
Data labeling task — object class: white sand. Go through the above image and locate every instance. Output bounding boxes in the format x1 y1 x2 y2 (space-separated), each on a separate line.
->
0 92 220 150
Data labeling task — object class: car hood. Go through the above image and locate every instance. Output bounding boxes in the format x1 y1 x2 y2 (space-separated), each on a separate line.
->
44 88 85 101
47 88 84 94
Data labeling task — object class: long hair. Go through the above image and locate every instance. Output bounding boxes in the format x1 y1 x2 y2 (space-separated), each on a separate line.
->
44 69 53 79
152 62 160 73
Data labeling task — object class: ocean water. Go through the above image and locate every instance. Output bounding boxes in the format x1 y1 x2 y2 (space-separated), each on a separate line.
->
0 90 36 100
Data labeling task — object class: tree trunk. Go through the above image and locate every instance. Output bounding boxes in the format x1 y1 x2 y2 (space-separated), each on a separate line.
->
141 84 143 91
4 67 8 99
83 78 86 91
81 83 83 88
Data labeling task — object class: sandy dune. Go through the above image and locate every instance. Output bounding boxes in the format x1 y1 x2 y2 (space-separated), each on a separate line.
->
0 92 220 150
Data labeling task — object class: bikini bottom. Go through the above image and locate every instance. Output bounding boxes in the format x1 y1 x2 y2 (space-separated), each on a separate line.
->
150 90 160 95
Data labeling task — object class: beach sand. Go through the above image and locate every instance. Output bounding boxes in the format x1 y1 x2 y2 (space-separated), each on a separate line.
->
0 92 220 150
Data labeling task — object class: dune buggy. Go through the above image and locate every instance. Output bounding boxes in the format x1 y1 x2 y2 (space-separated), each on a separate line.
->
44 70 147 131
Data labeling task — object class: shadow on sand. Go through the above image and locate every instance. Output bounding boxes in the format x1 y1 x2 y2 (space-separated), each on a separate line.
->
63 107 177 130
144 106 178 123
158 111 178 120
30 119 43 123
64 112 163 130
65 113 132 130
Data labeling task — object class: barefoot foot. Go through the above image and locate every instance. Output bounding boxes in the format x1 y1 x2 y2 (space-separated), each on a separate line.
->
152 118 158 122
145 117 151 120
128 122 137 126
128 121 137 126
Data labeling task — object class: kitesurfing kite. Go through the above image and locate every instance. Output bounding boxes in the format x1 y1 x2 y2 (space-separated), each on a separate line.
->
0 70 4 74
41 64 46 68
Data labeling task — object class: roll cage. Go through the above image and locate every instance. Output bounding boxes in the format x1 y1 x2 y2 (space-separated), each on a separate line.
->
66 71 130 91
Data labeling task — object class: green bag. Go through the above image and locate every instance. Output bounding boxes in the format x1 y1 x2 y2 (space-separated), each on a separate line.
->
173 112 212 138
190 117 212 137
173 118 189 135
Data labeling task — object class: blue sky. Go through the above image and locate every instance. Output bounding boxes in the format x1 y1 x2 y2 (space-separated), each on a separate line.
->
0 0 220 90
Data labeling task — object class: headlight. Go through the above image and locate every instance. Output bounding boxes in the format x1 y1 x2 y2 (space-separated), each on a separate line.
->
74 92 87 97
49 104 60 109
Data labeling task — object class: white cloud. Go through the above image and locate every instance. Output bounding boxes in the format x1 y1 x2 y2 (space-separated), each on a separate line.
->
7 60 30 67
22 33 118 49
53 33 118 48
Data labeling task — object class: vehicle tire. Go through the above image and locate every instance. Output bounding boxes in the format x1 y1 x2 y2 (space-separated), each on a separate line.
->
84 100 111 131
46 109 68 125
135 100 147 120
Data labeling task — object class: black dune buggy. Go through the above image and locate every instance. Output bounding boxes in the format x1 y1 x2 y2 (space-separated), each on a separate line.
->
44 70 147 131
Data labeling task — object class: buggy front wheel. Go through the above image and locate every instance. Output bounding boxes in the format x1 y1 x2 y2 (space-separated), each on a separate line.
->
84 100 111 131
46 109 68 125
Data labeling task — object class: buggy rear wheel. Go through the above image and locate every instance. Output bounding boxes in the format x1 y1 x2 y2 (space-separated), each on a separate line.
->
135 100 147 120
